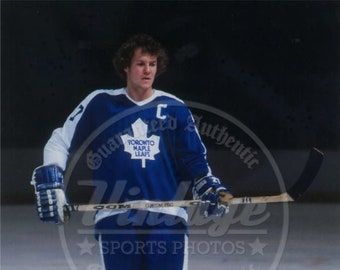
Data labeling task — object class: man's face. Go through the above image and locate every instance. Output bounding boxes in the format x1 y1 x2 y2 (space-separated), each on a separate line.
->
124 48 157 92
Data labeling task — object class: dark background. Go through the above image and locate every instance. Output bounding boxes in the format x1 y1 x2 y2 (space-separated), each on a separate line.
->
2 1 339 203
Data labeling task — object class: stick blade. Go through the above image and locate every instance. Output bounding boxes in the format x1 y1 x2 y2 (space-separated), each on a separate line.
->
287 147 324 201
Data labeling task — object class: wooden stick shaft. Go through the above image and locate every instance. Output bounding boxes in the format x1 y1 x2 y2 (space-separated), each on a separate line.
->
71 192 294 212
229 192 293 205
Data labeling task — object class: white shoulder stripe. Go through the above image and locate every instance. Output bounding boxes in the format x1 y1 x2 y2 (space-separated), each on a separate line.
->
154 89 185 104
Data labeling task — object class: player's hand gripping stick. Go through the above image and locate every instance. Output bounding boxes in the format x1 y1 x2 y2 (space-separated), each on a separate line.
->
31 165 71 225
192 175 233 218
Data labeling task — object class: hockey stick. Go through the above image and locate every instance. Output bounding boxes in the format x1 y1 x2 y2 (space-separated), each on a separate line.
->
69 147 324 212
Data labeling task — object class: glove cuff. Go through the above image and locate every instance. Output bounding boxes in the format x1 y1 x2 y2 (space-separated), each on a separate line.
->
31 165 64 187
193 175 221 198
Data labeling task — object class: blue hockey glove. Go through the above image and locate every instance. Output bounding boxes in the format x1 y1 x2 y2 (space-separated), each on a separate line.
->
192 175 233 218
31 165 70 225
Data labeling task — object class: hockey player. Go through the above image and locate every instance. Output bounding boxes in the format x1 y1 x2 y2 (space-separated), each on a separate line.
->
31 33 233 270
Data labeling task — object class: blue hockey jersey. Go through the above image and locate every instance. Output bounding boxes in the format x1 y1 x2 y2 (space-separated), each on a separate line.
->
43 88 212 222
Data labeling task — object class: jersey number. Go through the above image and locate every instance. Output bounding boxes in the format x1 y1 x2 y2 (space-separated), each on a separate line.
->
70 105 84 121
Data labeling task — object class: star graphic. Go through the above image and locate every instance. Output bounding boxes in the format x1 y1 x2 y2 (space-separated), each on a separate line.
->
77 237 96 256
248 237 267 255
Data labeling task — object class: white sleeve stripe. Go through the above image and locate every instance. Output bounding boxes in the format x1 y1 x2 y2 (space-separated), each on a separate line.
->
43 89 124 169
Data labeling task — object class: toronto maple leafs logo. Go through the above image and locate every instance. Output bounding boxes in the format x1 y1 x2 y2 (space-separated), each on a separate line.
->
120 118 160 168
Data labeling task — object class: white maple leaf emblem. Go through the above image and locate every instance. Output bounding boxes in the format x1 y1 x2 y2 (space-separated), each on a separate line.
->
120 118 160 168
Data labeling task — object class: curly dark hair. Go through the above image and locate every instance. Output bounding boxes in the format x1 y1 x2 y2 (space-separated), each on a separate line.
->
113 33 168 80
